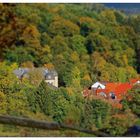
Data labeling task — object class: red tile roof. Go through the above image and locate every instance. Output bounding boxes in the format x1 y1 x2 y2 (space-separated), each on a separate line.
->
96 82 132 100
115 83 132 94
106 83 120 91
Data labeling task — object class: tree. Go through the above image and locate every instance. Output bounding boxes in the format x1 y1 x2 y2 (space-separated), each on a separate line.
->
0 91 7 114
124 85 140 117
4 46 35 64
126 66 137 81
0 4 26 59
100 10 116 24
90 52 106 79
86 33 111 55
79 17 101 36
20 61 34 68
0 62 18 94
69 35 87 55
50 35 69 55
105 112 136 136
114 11 126 24
28 68 44 87
127 15 140 34
82 99 112 129
70 66 81 89
48 18 80 37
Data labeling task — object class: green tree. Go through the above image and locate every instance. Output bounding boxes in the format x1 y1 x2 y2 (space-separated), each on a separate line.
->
105 111 136 136
69 35 87 55
82 99 111 129
124 85 140 116
100 10 116 24
48 18 80 37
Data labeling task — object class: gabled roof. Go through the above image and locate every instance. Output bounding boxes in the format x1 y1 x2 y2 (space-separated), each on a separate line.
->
114 83 132 95
96 82 133 100
13 68 29 79
91 82 106 89
106 82 120 91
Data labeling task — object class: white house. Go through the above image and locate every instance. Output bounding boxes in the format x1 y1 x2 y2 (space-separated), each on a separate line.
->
44 69 58 88
91 82 106 89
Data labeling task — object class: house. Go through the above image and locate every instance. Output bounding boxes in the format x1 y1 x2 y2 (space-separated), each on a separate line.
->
82 78 139 109
44 69 58 87
13 68 58 88
95 82 132 100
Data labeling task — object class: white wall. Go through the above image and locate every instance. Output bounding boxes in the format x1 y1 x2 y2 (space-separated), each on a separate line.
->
45 76 58 87
91 82 105 89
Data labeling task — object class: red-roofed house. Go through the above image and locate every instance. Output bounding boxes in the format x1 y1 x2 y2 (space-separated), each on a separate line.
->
96 82 132 100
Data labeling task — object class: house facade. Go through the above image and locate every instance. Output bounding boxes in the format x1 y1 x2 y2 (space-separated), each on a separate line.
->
44 70 58 87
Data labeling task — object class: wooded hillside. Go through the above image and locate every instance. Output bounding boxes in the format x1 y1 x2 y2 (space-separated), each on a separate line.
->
0 3 140 136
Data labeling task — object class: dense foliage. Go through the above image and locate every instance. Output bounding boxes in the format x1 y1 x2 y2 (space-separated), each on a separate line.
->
1 3 140 86
0 3 140 136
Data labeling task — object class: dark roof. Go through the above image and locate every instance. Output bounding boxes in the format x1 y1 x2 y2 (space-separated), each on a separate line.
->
45 73 55 80
13 68 29 79
45 70 57 79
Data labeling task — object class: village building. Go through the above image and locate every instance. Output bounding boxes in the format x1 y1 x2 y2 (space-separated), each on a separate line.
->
44 69 58 87
83 79 136 102
94 82 132 100
13 68 58 88
83 76 140 110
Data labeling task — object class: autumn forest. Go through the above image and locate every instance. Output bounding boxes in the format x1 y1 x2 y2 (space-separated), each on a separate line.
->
1 3 140 136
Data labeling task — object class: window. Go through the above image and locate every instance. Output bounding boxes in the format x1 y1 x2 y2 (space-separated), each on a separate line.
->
109 92 116 99
48 75 51 79
99 92 107 97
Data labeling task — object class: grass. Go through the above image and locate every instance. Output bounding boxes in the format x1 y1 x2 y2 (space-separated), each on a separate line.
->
0 125 95 137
